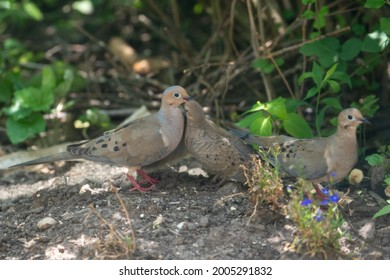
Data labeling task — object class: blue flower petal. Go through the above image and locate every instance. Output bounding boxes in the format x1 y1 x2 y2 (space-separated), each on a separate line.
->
329 194 340 203
301 198 312 206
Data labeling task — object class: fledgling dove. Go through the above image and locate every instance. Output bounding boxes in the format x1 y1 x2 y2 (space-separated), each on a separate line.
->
233 108 369 196
10 86 191 191
184 100 254 183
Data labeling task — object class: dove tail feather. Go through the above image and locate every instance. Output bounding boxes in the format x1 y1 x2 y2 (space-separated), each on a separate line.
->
9 152 75 168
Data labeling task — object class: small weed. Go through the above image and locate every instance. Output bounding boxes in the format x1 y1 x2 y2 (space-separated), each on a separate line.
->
244 148 284 214
89 183 135 259
284 184 344 258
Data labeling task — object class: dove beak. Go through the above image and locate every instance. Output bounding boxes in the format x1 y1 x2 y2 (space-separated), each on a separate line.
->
183 96 192 101
359 117 371 125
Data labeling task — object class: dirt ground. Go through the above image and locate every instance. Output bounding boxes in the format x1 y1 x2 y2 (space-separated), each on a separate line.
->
1 156 389 260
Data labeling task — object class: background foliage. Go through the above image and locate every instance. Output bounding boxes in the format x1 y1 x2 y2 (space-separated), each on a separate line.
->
0 0 389 145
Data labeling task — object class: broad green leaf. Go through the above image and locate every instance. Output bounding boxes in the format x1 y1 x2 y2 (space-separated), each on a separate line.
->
380 18 390 35
340 38 362 61
302 10 314 19
361 31 389 53
373 205 390 219
283 113 313 138
364 0 385 9
14 87 54 111
236 111 264 128
41 66 56 92
384 177 390 186
266 97 288 120
365 154 384 166
249 115 272 136
6 114 46 144
300 38 340 67
23 1 44 21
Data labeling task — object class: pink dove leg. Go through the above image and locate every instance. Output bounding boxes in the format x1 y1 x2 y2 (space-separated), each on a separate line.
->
137 169 160 184
127 173 155 192
313 183 328 200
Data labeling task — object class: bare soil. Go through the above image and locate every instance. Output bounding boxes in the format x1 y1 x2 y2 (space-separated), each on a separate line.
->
1 158 389 260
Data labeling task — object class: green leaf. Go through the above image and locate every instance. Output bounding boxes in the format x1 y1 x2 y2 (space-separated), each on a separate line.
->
331 71 352 88
0 79 13 103
41 66 56 92
321 98 342 110
364 0 385 9
241 101 265 115
313 6 329 30
6 114 46 144
249 115 272 136
323 63 338 82
266 97 288 120
373 205 390 219
22 1 44 21
384 177 390 186
236 111 264 128
380 18 390 35
301 0 316 4
326 80 341 92
361 31 389 53
300 38 340 67
55 69 74 97
365 154 384 166
14 87 54 111
340 38 362 61
251 58 275 74
304 87 318 100
298 72 314 85
283 113 313 138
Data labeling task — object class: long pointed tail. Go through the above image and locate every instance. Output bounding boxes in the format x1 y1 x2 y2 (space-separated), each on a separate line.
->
9 152 75 168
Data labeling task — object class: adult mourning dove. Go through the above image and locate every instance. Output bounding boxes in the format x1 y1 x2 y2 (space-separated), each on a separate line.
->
10 86 191 191
184 100 253 183
234 108 369 196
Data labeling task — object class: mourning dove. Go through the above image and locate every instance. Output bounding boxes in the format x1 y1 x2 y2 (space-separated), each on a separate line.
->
234 108 369 196
10 86 191 191
184 100 253 182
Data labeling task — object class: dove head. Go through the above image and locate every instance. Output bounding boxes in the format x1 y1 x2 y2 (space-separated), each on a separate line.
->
161 86 191 108
184 100 207 126
338 108 370 132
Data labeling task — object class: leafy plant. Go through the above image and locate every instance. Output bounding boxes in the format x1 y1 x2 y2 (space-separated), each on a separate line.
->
1 63 83 144
285 184 344 257
237 97 313 138
366 145 390 219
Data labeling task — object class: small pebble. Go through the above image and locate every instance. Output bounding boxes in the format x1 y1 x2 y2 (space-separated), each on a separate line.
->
359 221 375 240
37 217 57 230
199 216 209 227
79 184 93 194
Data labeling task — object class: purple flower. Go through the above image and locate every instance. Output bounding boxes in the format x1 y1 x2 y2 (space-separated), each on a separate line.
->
320 199 329 205
301 198 312 206
314 209 324 222
330 171 337 178
321 188 329 195
329 194 340 203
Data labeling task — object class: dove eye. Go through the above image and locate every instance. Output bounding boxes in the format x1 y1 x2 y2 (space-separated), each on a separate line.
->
173 92 181 98
347 115 353 120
